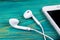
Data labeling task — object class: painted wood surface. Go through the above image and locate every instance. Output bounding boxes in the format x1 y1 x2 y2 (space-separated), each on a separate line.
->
0 0 60 40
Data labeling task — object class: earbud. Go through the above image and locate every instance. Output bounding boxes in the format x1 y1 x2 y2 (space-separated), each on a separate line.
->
24 10 32 19
9 18 32 30
23 10 46 40
24 10 40 25
9 10 54 40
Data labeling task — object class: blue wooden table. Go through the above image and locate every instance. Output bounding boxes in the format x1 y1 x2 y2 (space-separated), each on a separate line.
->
0 0 60 40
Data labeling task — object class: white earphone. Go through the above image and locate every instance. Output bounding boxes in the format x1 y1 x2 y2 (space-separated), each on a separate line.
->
24 10 40 25
9 18 53 40
9 10 54 40
9 18 32 30
23 10 46 40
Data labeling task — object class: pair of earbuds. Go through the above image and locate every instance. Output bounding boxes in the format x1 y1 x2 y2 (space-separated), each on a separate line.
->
9 10 54 40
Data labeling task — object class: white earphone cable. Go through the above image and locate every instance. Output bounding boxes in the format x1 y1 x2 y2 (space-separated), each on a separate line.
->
31 29 54 40
9 18 54 40
9 10 54 40
32 15 46 40
39 24 46 40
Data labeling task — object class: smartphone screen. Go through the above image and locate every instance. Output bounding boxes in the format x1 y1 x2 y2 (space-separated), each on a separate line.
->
47 10 60 28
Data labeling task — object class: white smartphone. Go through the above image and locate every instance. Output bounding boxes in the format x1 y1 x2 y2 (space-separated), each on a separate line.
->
42 5 60 35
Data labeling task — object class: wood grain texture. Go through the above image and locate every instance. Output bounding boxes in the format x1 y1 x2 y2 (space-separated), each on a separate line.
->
0 0 60 40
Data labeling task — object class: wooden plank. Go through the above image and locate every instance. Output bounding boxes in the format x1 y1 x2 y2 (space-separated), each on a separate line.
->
0 0 60 40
